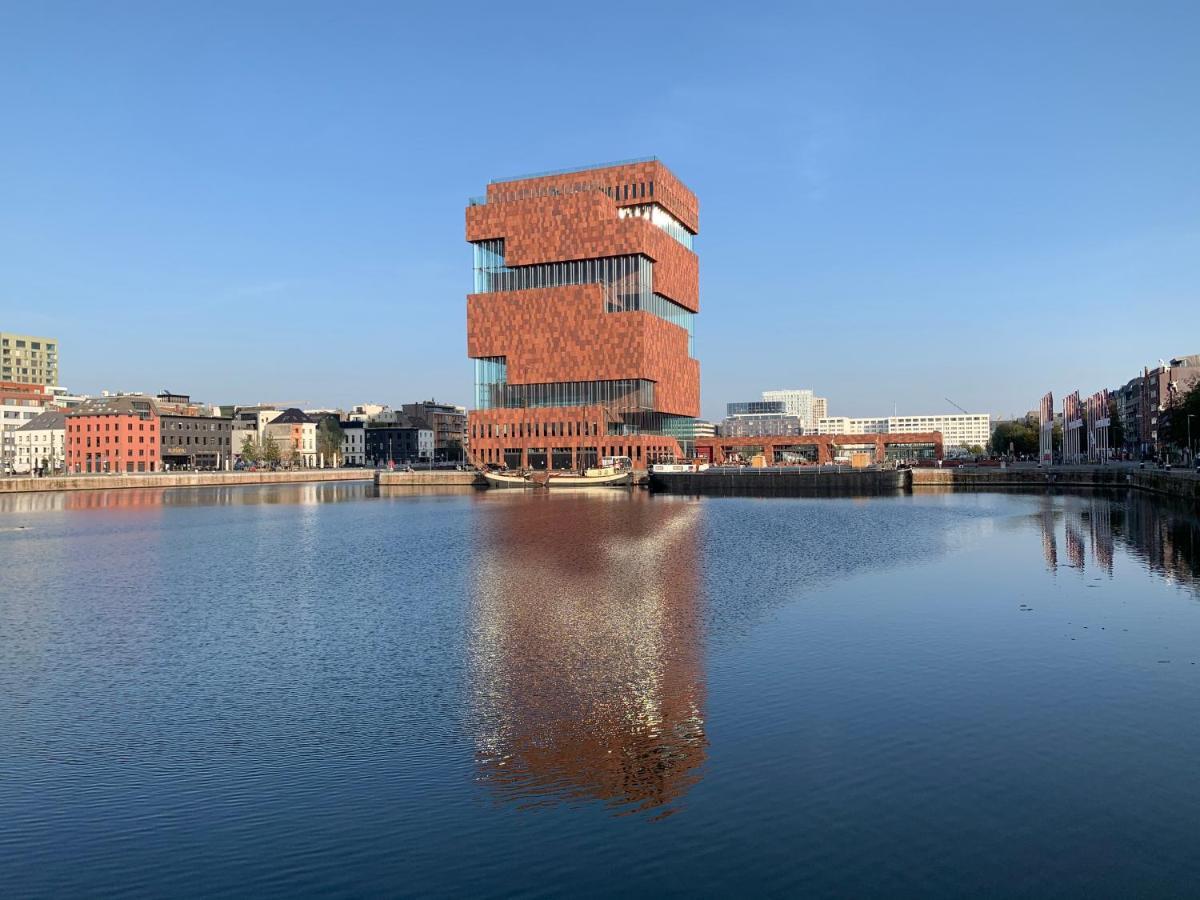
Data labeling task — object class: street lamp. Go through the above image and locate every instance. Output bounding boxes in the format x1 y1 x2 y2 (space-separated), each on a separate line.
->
1188 414 1195 462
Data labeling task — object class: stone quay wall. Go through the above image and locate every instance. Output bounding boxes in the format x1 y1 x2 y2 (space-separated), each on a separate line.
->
375 470 485 487
0 470 373 494
911 466 1200 504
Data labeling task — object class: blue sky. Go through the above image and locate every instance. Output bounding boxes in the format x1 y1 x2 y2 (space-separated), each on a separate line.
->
1 1 1196 421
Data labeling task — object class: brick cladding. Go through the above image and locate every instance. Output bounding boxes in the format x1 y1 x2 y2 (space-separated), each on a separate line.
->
469 406 683 469
466 191 698 311
484 160 698 233
466 159 699 466
467 284 699 417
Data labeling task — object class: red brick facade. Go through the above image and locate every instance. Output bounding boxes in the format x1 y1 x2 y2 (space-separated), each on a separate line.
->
67 412 160 473
467 160 699 469
696 433 945 465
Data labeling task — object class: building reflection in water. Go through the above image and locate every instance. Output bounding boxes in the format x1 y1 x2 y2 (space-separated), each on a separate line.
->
0 481 373 515
1035 492 1200 591
467 492 707 817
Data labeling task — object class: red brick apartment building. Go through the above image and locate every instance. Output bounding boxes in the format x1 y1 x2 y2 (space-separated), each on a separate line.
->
466 158 699 470
66 395 160 473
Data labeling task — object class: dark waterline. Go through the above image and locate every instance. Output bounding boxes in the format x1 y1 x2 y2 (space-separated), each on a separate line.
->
2 486 1199 897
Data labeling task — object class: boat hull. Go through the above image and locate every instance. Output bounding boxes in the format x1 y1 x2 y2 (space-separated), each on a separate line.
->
482 470 632 489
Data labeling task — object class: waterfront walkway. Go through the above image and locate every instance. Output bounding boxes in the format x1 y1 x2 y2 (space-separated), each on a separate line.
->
0 469 373 494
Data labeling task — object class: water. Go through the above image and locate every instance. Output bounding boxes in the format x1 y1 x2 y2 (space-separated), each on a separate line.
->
2 485 1199 897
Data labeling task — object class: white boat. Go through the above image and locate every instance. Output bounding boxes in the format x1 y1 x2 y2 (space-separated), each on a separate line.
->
649 462 710 474
482 464 632 489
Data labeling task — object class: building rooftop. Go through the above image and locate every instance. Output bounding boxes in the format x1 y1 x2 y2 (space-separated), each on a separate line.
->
17 410 66 431
489 156 660 185
70 395 159 417
269 408 314 425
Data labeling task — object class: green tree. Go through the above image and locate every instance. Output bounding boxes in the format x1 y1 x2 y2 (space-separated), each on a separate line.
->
991 416 1039 457
240 434 260 464
1108 397 1124 452
262 434 281 466
1160 381 1200 455
317 417 344 466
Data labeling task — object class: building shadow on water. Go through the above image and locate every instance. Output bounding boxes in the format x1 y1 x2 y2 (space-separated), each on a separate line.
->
1033 491 1200 592
467 492 707 818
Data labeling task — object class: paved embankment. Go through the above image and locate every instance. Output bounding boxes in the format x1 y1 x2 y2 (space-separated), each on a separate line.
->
650 467 908 496
911 466 1200 504
0 469 373 494
375 470 485 487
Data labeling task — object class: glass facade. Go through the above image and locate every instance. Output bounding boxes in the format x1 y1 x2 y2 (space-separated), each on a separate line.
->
472 240 694 356
617 203 695 249
727 401 786 416
475 357 655 413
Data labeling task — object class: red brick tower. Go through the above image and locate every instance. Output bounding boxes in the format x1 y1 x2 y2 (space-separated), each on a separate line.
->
466 158 699 471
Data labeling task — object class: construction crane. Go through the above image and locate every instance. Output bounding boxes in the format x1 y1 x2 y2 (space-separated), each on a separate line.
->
945 397 970 415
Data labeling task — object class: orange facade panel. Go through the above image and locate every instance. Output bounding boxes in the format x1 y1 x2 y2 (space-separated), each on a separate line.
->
483 159 698 234
466 191 699 311
467 284 699 417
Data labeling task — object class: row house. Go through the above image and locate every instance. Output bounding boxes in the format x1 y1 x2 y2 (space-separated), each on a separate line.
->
263 408 317 466
13 410 66 474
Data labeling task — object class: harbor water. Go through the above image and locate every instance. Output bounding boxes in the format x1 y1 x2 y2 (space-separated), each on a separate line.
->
2 485 1199 896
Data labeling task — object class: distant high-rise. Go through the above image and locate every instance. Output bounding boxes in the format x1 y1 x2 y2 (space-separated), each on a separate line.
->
0 332 58 386
466 158 699 469
762 389 819 431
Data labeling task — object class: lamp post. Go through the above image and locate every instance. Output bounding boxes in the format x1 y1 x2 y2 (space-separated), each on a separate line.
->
1188 414 1195 462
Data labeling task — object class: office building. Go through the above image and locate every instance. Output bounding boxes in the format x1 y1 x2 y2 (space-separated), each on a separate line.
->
813 397 828 421
466 158 699 469
0 332 58 386
819 413 991 449
762 389 822 431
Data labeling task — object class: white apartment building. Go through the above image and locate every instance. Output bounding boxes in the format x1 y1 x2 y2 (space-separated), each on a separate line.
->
819 414 992 449
762 389 818 431
341 421 366 466
692 420 717 439
12 409 66 474
1 383 49 473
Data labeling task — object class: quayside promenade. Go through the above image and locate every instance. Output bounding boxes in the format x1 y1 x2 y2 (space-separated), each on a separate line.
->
651 464 1200 505
0 469 373 494
912 464 1200 503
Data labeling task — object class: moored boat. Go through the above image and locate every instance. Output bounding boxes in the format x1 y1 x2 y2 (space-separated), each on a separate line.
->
482 461 632 489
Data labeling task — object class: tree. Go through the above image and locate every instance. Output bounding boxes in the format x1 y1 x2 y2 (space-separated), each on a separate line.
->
991 416 1039 457
1160 381 1200 455
317 417 344 466
240 434 260 464
1108 397 1124 453
262 434 281 466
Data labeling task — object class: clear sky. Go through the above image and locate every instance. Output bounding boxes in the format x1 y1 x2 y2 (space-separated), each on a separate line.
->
1 1 1197 421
